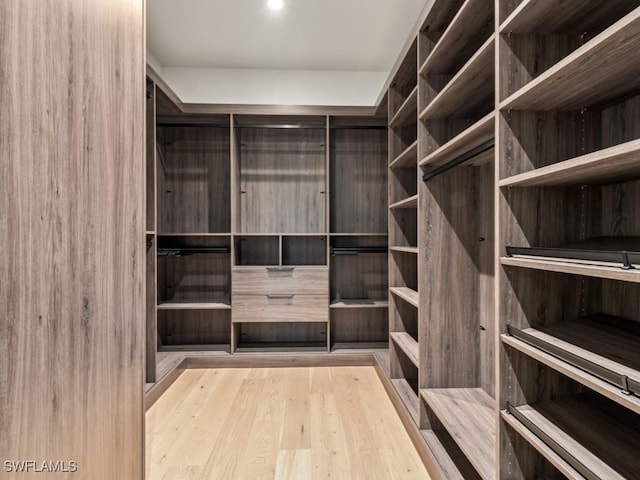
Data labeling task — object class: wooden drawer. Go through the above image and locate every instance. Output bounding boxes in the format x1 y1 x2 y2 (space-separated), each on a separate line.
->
232 267 328 295
232 294 328 323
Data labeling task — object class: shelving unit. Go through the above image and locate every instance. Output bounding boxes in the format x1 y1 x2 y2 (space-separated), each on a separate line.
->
497 2 640 477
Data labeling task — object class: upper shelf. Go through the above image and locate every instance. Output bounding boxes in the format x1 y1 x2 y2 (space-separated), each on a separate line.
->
419 0 493 75
422 388 496 480
389 87 418 128
499 8 640 111
389 195 418 210
499 0 638 35
420 35 495 121
499 139 640 187
390 140 418 169
420 112 494 168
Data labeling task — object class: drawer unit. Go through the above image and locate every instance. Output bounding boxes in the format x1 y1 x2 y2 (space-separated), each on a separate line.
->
232 266 328 296
232 294 328 323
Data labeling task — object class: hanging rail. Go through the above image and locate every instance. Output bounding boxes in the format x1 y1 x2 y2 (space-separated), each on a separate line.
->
422 138 495 182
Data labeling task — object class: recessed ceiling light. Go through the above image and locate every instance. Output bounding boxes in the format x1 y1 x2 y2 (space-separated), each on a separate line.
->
268 0 284 11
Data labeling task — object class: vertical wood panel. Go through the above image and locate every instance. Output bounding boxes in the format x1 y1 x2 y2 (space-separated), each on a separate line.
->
0 0 144 478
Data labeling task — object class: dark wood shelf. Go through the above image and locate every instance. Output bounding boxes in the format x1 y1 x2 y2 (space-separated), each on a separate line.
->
389 194 418 209
390 332 419 368
420 34 494 120
391 378 419 425
499 0 637 35
421 388 495 480
390 87 418 127
499 138 640 187
419 111 494 168
329 299 389 309
420 0 493 75
389 287 419 308
157 300 231 310
390 140 418 168
500 8 640 110
505 392 640 480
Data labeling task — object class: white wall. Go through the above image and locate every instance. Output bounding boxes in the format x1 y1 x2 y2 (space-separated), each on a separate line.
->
157 66 388 106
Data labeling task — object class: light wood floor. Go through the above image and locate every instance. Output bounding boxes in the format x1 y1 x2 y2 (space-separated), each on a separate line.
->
146 366 430 479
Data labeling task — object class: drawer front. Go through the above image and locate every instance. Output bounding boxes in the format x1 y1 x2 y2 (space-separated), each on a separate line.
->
232 267 328 295
232 294 328 323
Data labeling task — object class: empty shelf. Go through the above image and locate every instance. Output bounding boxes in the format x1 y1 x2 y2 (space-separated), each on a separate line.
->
501 256 640 283
390 140 418 168
390 86 418 127
506 237 640 268
330 342 388 353
420 35 494 120
157 300 232 310
389 195 418 209
391 378 419 425
500 0 637 34
390 332 419 367
420 430 466 480
389 287 419 308
419 111 495 168
419 0 493 75
507 315 640 394
158 344 230 353
421 388 495 480
499 139 640 187
500 8 640 110
505 393 640 480
329 299 389 309
234 342 327 353
390 246 418 254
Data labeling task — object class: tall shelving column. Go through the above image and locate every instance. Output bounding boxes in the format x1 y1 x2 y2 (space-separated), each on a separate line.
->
417 0 496 478
388 39 421 424
329 116 389 353
497 3 640 478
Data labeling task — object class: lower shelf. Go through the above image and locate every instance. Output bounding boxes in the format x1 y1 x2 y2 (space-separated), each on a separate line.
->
330 342 388 353
329 299 389 309
390 332 419 367
157 344 230 353
504 392 640 480
391 378 419 425
421 388 495 480
420 430 466 480
157 300 231 310
233 342 328 353
507 314 640 397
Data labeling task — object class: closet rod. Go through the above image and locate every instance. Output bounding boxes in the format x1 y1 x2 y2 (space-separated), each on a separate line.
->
422 138 495 182
328 126 387 130
330 246 388 255
234 124 325 130
157 246 230 257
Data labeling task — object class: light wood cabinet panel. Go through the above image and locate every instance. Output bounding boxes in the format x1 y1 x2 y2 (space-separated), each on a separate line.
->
1 0 144 477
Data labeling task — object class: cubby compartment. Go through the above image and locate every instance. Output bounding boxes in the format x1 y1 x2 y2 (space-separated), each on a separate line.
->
282 235 326 266
329 123 387 234
156 235 231 308
234 235 279 266
156 119 231 234
500 268 640 412
499 7 640 104
232 322 327 353
330 236 388 303
234 115 327 234
499 95 640 184
500 349 640 479
330 309 388 351
500 177 640 281
389 39 417 124
390 338 420 424
157 309 231 351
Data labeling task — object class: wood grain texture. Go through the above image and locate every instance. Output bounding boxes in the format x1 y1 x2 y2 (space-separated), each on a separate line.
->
146 367 430 480
330 128 388 234
157 126 231 233
238 127 326 234
500 0 637 34
500 8 640 110
232 295 329 323
0 0 144 477
232 266 328 295
158 310 231 346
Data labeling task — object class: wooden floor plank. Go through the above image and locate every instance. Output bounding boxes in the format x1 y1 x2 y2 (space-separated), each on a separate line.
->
146 366 430 479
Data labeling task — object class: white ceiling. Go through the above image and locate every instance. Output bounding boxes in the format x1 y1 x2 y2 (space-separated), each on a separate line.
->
147 0 427 72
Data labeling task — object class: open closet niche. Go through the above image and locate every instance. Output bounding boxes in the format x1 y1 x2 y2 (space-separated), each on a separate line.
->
329 116 389 352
